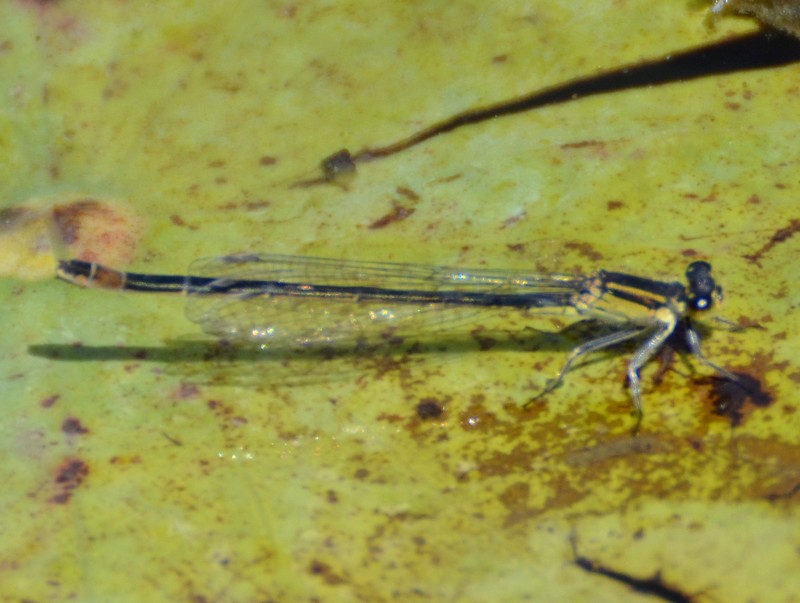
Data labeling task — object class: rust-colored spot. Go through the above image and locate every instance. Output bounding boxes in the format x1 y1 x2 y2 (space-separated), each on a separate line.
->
734 314 769 331
560 139 605 150
700 189 719 203
172 382 201 400
52 200 101 244
501 211 527 229
395 186 420 201
278 430 299 441
506 242 526 253
326 489 339 503
498 481 535 526
40 394 60 408
258 155 278 166
309 560 345 585
109 455 142 465
55 458 88 483
206 398 249 433
242 199 270 210
217 199 271 211
563 241 604 263
369 204 415 230
459 403 496 432
50 198 143 266
432 173 463 184
50 458 89 504
607 200 624 210
61 417 89 435
377 412 404 424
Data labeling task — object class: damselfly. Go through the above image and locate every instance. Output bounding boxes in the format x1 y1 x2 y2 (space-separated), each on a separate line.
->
56 254 738 421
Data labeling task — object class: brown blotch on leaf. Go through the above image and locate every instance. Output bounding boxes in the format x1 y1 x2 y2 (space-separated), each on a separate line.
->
40 394 60 408
369 204 415 230
50 458 89 504
61 417 89 435
52 199 102 245
704 372 772 427
309 560 345 585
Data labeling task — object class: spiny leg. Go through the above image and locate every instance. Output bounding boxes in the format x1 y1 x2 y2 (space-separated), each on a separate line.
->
626 321 676 432
524 327 643 410
685 320 739 382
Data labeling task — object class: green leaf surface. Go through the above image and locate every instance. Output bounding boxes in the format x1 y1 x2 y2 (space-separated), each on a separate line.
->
1 2 798 602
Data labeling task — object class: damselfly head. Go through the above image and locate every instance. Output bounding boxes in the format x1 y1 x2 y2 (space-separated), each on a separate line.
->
685 261 723 312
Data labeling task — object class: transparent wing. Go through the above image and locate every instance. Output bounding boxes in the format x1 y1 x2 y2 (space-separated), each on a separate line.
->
185 254 585 346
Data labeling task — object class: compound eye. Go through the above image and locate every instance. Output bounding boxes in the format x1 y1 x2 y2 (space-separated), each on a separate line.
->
690 284 723 312
693 296 711 311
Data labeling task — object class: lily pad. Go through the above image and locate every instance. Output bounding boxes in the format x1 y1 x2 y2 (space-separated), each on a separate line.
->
1 2 798 602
